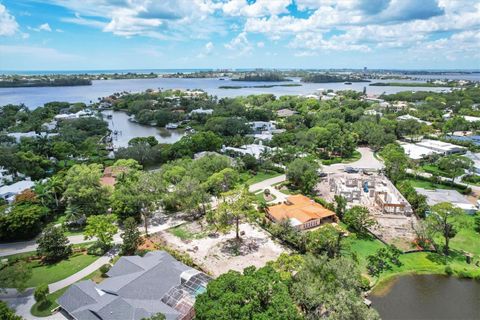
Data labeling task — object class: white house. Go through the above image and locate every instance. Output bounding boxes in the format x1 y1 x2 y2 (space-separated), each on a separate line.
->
222 143 271 159
190 108 214 116
0 179 35 203
397 114 432 126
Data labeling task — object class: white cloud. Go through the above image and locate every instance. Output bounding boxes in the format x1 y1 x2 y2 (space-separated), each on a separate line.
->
0 44 80 60
38 23 52 32
225 32 253 57
257 41 265 48
197 41 214 58
222 0 290 17
0 4 19 36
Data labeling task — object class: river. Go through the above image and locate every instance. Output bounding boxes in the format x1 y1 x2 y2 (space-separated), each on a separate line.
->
101 110 185 148
0 77 452 109
370 275 480 320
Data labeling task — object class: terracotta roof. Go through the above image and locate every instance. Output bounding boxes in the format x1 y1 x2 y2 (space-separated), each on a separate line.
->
267 195 336 224
103 166 129 178
100 176 116 187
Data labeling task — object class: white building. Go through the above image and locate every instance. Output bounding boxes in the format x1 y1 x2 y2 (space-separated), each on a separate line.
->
463 116 480 123
222 144 271 159
190 108 214 116
248 121 276 132
415 188 477 214
400 139 466 160
397 114 432 126
0 179 35 203
7 132 57 143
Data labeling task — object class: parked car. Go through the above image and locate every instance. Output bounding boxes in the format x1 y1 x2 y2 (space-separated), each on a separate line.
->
344 167 359 174
318 172 328 178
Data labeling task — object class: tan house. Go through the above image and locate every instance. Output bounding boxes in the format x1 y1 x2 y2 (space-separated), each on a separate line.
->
266 195 337 230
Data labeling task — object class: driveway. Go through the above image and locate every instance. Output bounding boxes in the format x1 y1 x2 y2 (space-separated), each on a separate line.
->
249 174 288 204
323 147 384 173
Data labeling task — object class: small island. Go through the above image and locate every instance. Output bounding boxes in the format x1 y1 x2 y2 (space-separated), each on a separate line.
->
301 73 369 83
0 76 92 88
370 81 458 87
219 83 302 89
231 72 291 82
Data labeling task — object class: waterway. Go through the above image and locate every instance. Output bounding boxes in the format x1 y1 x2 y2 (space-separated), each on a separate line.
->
101 110 185 148
370 274 480 320
0 77 452 109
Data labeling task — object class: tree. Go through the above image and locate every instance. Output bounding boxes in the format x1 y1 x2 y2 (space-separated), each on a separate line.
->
120 217 144 255
63 164 110 218
172 176 210 217
436 155 473 183
426 202 464 255
286 158 319 194
195 266 301 320
84 214 118 249
267 253 305 281
0 301 22 320
367 245 402 276
133 172 163 236
34 284 49 305
205 168 239 197
343 206 376 235
0 203 48 241
0 260 32 293
306 225 343 258
334 195 347 219
291 255 379 320
36 225 72 263
208 187 257 240
379 143 409 183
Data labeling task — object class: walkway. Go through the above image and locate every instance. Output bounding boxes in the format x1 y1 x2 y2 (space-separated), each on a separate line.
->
249 174 288 204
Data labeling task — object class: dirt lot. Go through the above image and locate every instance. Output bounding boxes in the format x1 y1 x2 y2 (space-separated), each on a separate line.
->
155 221 288 277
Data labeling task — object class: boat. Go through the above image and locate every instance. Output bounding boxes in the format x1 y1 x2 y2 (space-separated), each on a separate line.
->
165 123 179 129
344 82 352 85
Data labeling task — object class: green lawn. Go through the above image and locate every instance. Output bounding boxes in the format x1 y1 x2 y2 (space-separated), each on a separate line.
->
321 151 362 165
30 266 105 317
405 179 466 193
168 224 208 240
245 172 282 185
24 253 99 288
421 164 450 177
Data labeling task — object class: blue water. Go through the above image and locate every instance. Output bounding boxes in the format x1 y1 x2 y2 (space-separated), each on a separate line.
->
0 77 453 109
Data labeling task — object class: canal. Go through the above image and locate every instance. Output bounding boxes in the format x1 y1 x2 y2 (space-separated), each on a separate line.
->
370 274 480 320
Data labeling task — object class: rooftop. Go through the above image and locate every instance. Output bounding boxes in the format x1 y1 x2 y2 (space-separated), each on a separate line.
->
267 195 336 224
58 251 210 320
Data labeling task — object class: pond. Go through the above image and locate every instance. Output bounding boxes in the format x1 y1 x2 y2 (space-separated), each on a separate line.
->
370 274 480 320
101 110 185 148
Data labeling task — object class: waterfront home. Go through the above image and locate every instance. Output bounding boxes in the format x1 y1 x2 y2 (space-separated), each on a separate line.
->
415 188 477 214
0 179 35 203
222 143 271 159
189 108 214 115
266 195 337 230
57 251 211 320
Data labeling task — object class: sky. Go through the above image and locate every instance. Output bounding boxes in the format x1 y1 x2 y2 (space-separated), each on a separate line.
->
0 0 479 71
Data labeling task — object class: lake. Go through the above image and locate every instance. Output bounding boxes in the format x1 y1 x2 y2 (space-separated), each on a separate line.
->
101 110 185 148
0 77 452 109
370 274 480 320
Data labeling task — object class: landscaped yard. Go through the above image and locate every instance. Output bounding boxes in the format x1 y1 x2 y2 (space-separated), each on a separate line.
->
405 178 469 194
245 171 282 185
21 253 99 288
30 266 105 317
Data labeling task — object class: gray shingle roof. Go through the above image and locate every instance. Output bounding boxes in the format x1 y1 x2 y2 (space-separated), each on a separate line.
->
57 251 209 320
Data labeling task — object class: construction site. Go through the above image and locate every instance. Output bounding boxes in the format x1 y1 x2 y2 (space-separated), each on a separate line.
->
317 172 417 249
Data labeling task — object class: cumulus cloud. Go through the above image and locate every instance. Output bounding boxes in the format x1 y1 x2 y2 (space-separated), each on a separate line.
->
225 32 253 57
38 23 52 32
0 4 19 36
197 41 214 58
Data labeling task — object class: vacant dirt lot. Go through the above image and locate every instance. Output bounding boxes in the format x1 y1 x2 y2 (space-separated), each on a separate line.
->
157 221 288 277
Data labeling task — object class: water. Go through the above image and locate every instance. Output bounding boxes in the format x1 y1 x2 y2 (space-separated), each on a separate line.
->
0 77 453 109
370 275 480 320
102 110 185 148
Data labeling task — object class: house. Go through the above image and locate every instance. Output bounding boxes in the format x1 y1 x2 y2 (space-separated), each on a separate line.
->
463 116 480 123
248 121 276 133
0 179 35 203
222 143 271 159
189 108 214 116
397 114 432 125
57 251 211 320
415 188 477 214
100 166 129 187
7 131 57 143
276 108 297 118
400 139 466 160
266 195 337 230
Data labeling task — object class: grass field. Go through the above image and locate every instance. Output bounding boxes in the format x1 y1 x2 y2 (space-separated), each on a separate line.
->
405 179 467 193
245 171 282 185
23 253 99 288
30 267 104 317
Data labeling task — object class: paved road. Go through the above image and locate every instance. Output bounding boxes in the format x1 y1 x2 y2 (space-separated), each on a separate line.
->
249 174 288 204
0 213 184 257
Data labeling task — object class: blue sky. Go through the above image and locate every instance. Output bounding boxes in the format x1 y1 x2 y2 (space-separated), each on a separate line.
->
0 0 479 71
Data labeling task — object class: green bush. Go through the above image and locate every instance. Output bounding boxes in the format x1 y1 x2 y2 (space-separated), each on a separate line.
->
99 264 111 277
87 241 108 256
34 284 49 304
444 265 453 276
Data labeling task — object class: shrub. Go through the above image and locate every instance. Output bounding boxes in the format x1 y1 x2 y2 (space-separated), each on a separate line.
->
444 265 453 276
360 276 371 290
456 269 473 279
34 284 49 304
87 241 108 256
99 264 111 277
